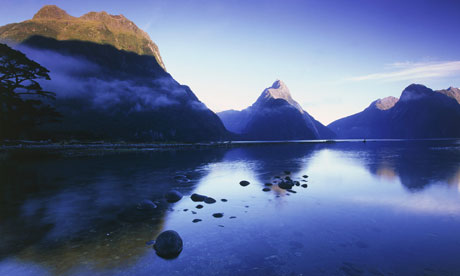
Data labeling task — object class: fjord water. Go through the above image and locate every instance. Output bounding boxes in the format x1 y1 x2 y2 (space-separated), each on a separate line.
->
1 140 460 275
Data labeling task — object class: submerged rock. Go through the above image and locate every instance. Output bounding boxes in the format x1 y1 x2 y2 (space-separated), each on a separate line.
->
262 188 271 192
294 181 300 186
137 199 157 210
153 230 183 259
212 213 224 218
284 171 291 175
239 180 250 187
221 199 228 202
174 175 190 183
302 175 308 178
229 216 237 219
192 219 202 223
165 190 183 203
196 204 204 209
287 189 297 193
301 184 308 188
265 183 273 186
204 197 216 204
191 193 207 202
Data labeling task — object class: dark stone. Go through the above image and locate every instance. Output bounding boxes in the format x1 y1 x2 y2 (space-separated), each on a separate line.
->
192 219 202 223
153 230 183 259
165 190 183 203
284 171 291 175
191 211 197 214
204 197 216 204
196 204 204 209
229 216 237 219
218 225 225 227
137 199 157 210
262 188 271 192
287 189 297 193
294 181 300 186
302 175 309 178
279 181 294 190
301 184 308 188
274 176 281 179
285 176 292 181
191 193 207 202
265 183 273 186
221 199 228 202
183 209 188 212
212 213 224 218
239 180 250 187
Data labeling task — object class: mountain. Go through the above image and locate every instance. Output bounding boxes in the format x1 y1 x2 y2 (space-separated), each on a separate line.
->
437 87 460 104
218 80 336 140
328 84 460 139
0 5 165 70
0 6 227 142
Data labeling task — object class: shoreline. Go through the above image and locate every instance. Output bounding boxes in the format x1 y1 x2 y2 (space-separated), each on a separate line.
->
1 138 458 152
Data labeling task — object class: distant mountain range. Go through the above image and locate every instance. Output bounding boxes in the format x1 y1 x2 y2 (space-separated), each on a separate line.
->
0 5 227 142
328 84 460 139
218 80 335 140
1 6 459 142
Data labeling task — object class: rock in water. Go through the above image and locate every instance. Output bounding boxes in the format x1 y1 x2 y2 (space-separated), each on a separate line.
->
212 213 224 218
137 199 157 210
279 180 294 190
204 197 217 204
192 219 202 223
301 184 308 188
165 190 183 203
153 230 183 259
302 175 309 178
262 188 271 192
239 180 250 187
191 193 207 202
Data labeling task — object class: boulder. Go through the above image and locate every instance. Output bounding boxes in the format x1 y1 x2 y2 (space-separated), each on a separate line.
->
165 190 183 203
153 230 183 259
191 193 207 202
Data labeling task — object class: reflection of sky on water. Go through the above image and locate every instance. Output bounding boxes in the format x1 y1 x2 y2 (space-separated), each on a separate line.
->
1 140 460 275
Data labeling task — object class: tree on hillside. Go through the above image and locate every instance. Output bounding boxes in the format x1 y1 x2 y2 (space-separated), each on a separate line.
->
0 43 60 139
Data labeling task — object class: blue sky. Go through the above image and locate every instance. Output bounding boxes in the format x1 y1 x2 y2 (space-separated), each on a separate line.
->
2 0 460 124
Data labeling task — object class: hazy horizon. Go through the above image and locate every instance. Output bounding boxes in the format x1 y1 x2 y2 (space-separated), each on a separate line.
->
1 0 460 124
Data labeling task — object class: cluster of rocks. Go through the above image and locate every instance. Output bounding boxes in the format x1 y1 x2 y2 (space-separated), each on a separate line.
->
238 171 309 194
151 171 310 259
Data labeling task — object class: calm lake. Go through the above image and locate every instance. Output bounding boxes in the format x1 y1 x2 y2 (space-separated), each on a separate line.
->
1 140 460 275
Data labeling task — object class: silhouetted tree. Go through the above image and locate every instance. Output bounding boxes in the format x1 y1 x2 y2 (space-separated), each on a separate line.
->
0 43 60 139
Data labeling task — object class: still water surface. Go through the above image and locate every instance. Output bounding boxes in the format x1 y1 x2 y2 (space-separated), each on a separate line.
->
1 140 460 275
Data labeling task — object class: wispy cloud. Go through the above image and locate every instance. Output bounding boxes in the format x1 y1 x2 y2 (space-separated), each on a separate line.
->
349 61 460 82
